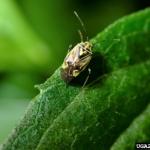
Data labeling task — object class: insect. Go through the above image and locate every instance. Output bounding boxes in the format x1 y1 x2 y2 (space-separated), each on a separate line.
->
61 11 92 86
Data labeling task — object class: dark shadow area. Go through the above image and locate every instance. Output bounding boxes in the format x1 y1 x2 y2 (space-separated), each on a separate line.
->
69 52 108 87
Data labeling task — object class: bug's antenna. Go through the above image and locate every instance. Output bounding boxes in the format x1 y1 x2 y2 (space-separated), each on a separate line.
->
74 11 88 41
78 29 83 42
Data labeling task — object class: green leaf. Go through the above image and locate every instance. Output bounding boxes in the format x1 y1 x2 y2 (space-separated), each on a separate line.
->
2 8 150 150
0 0 51 72
111 103 150 150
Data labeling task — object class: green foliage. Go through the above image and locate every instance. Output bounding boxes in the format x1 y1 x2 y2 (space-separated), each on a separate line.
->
2 8 150 150
111 104 150 150
0 0 51 72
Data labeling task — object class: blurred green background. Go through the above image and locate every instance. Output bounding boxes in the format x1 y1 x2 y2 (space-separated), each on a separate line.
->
0 0 149 144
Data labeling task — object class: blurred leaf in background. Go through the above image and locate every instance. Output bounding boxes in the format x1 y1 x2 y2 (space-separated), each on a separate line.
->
0 0 149 144
0 0 51 143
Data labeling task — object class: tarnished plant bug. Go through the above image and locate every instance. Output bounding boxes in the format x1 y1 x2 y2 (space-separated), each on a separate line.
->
61 11 92 86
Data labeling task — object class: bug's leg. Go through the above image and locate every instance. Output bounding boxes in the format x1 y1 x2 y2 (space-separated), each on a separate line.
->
68 44 72 52
82 68 91 88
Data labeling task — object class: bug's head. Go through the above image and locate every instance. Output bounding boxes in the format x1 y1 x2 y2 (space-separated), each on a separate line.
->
79 41 92 53
84 41 92 49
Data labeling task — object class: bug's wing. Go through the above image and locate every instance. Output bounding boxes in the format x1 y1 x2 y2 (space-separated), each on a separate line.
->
77 55 92 71
65 47 80 64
